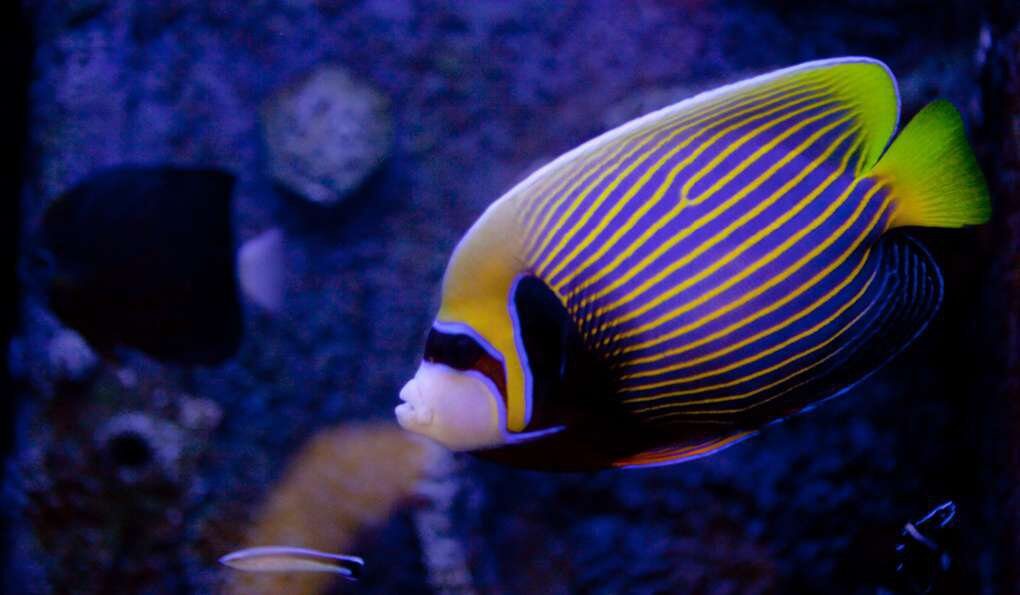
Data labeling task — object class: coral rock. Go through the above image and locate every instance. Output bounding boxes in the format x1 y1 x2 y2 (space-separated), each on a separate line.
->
222 422 438 595
47 329 99 385
262 66 392 206
95 411 184 485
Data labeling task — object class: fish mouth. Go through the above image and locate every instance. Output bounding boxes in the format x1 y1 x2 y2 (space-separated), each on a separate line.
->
395 379 433 429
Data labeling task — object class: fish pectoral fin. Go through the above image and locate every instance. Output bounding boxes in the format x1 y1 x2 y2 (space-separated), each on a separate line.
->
611 431 756 469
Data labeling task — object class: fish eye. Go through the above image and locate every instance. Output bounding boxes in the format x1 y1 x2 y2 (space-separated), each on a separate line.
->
423 328 507 398
424 330 480 369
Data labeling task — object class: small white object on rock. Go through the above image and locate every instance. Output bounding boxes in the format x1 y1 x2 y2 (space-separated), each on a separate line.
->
115 367 138 389
262 66 393 205
238 227 286 313
177 395 223 432
47 329 99 384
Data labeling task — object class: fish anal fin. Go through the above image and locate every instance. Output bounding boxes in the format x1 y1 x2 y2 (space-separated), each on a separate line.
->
611 431 755 469
613 233 941 469
741 231 943 425
817 233 942 394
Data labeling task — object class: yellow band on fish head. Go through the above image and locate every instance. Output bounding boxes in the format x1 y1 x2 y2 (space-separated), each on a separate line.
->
437 196 531 432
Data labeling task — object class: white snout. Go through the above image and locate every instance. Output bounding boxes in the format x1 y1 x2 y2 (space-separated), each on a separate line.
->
395 362 505 451
395 378 434 427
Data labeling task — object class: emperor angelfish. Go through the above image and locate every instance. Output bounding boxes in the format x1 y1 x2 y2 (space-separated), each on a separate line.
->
395 57 990 471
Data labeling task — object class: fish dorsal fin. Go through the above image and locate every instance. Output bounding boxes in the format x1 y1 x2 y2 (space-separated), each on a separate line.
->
511 57 900 220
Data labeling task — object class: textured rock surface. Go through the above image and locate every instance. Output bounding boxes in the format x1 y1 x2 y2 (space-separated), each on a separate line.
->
262 66 393 205
46 329 98 385
5 1 1016 594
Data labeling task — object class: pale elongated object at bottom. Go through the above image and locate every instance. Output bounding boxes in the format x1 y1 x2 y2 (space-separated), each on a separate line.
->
219 546 364 580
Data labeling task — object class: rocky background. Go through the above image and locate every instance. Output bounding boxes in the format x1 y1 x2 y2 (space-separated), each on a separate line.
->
4 0 1020 593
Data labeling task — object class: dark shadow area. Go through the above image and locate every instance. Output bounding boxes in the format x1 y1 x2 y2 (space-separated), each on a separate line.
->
0 0 32 589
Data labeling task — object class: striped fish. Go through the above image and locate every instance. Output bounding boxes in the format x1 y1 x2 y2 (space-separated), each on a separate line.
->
395 57 990 471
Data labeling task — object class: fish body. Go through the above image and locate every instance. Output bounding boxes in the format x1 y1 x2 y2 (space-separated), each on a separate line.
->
36 166 242 364
220 546 364 580
396 58 990 470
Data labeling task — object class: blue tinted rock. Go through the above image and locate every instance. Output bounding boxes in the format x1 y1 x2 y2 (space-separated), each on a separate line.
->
261 66 393 206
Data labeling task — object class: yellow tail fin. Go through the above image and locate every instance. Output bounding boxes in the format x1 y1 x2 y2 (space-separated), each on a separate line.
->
873 99 991 228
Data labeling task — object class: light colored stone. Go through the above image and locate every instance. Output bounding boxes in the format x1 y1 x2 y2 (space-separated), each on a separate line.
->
262 66 392 205
238 228 286 313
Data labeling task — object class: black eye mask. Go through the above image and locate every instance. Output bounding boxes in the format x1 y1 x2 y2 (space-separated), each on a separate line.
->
511 276 618 430
423 328 508 399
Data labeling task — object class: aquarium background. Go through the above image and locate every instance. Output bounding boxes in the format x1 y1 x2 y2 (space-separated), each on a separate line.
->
4 0 1020 593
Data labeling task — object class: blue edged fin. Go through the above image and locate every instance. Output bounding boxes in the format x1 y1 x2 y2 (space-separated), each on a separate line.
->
750 231 943 422
612 232 942 469
874 99 991 228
